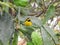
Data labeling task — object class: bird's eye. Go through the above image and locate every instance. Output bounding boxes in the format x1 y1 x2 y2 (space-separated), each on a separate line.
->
28 20 31 22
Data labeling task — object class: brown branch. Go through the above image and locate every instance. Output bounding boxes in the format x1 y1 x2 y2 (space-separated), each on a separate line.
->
36 11 43 17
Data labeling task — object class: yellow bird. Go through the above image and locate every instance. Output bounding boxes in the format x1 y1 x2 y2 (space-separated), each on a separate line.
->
24 18 32 26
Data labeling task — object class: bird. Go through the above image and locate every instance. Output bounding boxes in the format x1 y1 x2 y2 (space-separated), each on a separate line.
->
24 18 32 26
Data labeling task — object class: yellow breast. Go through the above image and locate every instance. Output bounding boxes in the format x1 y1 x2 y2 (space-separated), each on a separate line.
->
24 21 32 26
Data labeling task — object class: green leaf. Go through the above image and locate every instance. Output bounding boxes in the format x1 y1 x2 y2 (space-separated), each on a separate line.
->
14 0 29 7
0 12 15 45
31 31 43 45
19 25 35 41
12 31 18 45
0 40 3 45
27 41 33 45
42 25 60 45
42 4 55 24
41 27 55 45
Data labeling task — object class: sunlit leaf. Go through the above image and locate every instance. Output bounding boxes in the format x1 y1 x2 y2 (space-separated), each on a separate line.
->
13 0 29 7
31 31 43 45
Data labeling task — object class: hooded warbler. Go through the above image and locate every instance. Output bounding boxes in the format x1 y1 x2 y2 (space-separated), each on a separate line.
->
24 18 32 26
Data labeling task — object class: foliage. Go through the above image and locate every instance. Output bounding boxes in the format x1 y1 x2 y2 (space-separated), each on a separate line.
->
42 4 55 24
0 12 14 45
27 41 33 45
0 0 60 45
31 31 43 45
0 1 16 12
0 40 3 45
41 25 59 45
13 0 29 7
12 31 18 45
